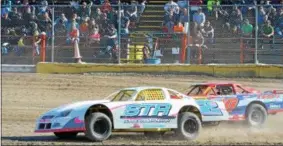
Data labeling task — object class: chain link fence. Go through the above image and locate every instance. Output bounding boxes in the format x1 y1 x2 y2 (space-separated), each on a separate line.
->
1 3 283 64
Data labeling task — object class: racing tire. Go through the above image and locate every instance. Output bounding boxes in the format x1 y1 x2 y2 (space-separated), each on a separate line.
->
246 104 267 127
54 132 78 139
85 112 112 142
144 131 166 139
175 112 202 141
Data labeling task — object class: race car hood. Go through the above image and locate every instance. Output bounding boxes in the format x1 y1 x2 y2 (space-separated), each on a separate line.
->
44 100 110 115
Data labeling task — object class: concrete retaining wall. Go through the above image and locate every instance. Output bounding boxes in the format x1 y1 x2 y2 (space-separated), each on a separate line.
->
36 62 283 78
2 64 36 73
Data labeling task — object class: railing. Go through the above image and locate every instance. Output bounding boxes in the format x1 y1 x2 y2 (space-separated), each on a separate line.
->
1 4 283 64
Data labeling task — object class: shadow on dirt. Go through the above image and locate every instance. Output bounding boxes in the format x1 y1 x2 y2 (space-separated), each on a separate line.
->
1 133 183 143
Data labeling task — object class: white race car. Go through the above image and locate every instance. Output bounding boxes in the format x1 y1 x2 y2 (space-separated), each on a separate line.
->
34 87 229 141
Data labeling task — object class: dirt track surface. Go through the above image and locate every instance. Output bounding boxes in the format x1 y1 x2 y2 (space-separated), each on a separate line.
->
2 73 283 145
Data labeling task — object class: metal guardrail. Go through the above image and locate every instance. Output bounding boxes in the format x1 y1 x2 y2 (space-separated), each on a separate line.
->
1 64 36 73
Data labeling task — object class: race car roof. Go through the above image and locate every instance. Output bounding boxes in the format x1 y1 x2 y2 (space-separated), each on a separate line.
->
191 82 240 86
122 86 168 91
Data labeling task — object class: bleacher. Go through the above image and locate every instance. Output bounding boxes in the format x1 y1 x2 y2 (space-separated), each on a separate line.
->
1 0 283 64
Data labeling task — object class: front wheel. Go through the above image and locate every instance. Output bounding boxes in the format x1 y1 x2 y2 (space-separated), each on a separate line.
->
54 132 78 139
175 112 202 141
85 112 112 142
246 104 267 127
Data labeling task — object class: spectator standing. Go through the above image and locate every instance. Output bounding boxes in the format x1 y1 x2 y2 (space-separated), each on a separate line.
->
180 8 189 24
275 8 283 38
258 6 267 26
139 0 147 16
229 7 243 36
38 0 48 15
268 7 277 26
101 0 112 13
207 0 221 17
32 24 41 56
79 1 93 19
164 0 179 15
201 21 214 44
125 0 138 23
193 7 206 28
121 16 130 35
163 10 177 33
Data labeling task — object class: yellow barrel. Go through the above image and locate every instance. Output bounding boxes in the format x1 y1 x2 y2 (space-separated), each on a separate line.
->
128 45 143 61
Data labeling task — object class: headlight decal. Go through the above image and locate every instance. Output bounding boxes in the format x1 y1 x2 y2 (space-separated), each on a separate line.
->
56 109 72 118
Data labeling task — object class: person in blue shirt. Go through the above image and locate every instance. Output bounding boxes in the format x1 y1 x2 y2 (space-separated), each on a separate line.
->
193 7 206 28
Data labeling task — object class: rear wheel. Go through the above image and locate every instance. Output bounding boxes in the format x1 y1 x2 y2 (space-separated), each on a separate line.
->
54 132 78 139
246 104 267 127
85 112 112 142
175 112 201 141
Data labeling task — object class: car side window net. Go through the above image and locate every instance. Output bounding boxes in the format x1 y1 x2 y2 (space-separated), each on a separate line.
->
136 89 165 101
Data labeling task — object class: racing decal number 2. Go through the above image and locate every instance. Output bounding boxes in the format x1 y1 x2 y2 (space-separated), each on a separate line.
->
197 100 223 116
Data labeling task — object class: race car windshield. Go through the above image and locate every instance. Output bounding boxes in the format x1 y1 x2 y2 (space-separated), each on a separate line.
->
110 90 136 101
187 85 208 96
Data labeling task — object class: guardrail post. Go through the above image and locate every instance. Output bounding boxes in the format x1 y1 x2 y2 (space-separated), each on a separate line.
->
240 37 244 64
198 46 202 64
181 34 187 63
40 32 46 62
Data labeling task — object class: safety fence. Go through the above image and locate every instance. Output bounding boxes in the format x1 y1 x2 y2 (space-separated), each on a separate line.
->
1 4 283 64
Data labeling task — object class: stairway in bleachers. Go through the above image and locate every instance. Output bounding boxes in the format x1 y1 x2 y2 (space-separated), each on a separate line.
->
120 0 167 63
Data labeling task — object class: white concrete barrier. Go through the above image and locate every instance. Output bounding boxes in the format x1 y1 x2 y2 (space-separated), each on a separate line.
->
1 64 36 73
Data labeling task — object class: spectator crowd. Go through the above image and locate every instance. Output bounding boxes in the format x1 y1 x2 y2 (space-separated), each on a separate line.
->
1 0 283 58
1 0 146 59
162 0 283 48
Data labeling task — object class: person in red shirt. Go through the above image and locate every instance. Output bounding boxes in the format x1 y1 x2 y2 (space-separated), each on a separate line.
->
101 0 112 13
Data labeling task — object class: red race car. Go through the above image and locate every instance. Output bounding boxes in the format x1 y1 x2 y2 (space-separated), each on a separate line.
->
185 82 283 127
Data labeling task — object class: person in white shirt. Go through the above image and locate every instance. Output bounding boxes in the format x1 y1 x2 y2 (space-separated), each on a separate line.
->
164 0 180 15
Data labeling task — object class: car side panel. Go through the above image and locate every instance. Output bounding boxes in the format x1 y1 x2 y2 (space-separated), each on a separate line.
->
107 100 181 129
196 99 230 121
